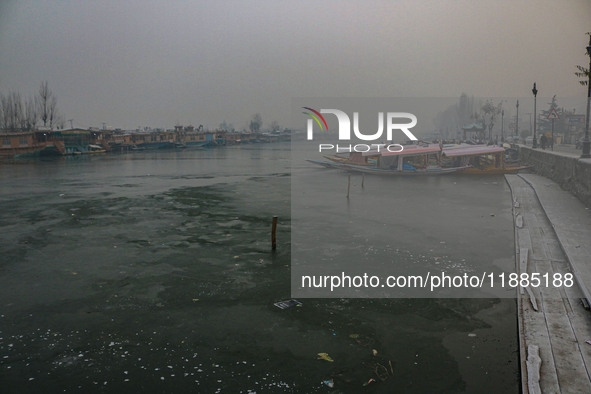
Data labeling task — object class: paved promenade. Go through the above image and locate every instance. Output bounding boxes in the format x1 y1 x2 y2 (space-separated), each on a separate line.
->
506 172 591 393
520 142 591 163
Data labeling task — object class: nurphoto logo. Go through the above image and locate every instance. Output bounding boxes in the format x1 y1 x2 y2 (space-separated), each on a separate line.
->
303 107 419 152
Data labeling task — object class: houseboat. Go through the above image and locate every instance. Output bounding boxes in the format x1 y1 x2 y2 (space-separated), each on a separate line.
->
0 131 65 158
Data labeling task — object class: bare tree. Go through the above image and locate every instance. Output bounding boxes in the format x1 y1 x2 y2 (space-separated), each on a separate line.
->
48 96 57 129
25 96 38 131
39 81 53 127
0 94 5 131
481 100 502 142
269 120 281 133
218 120 234 132
1 82 63 132
249 113 262 133
3 92 15 131
0 91 37 131
55 113 65 130
5 91 24 132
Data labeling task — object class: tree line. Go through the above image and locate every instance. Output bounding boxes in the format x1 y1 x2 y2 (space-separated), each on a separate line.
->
0 81 64 132
219 113 282 134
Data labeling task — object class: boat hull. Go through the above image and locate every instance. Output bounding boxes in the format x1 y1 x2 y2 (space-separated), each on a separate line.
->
307 160 467 175
459 166 531 174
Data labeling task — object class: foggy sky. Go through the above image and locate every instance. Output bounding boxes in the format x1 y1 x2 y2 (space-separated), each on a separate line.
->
0 0 590 131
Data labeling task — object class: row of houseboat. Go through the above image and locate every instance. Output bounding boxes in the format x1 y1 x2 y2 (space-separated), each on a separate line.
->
0 129 292 158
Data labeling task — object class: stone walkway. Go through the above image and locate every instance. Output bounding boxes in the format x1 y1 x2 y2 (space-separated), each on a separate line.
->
506 174 591 393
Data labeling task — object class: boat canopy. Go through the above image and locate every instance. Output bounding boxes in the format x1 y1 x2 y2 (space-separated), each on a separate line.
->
442 144 505 157
362 145 441 157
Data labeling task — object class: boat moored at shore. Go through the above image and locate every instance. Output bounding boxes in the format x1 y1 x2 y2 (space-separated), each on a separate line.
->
442 144 530 174
309 143 468 175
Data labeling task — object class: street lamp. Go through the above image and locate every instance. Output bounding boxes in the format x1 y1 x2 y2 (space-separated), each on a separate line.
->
532 83 538 148
581 35 591 158
501 109 504 143
515 100 519 138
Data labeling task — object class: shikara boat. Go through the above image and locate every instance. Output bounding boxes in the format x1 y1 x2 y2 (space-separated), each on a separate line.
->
86 144 107 154
441 144 530 174
308 144 468 175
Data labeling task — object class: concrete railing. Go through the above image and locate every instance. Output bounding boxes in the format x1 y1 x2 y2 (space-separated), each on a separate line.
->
519 146 591 207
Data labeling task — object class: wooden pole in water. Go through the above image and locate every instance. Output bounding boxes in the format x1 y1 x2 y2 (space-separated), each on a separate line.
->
347 175 351 198
271 216 278 250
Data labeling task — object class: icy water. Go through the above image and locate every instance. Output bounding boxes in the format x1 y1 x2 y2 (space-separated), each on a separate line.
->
292 144 517 299
0 143 518 393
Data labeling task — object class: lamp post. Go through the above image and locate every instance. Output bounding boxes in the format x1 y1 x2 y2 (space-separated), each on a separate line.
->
581 35 591 158
515 100 519 138
532 83 538 148
527 113 532 137
501 109 504 143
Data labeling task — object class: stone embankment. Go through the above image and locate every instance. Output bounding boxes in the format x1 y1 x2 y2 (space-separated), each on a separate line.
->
519 146 591 207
